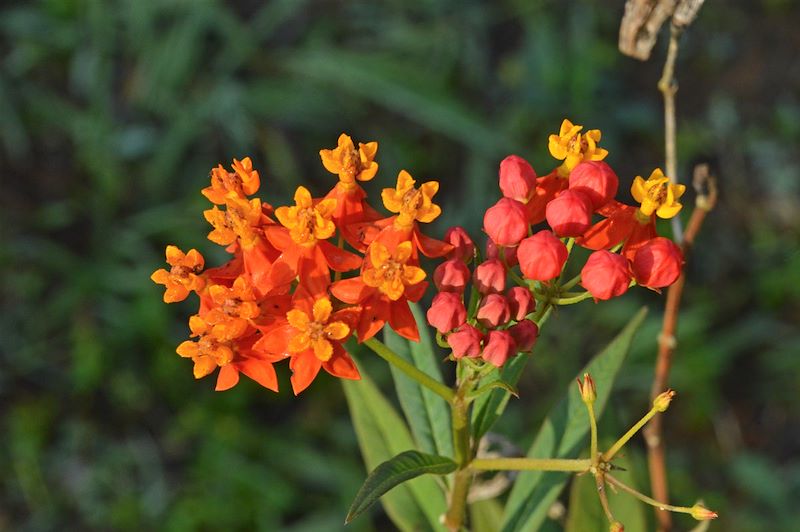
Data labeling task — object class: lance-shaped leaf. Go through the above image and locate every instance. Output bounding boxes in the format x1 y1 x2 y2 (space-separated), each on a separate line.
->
471 352 530 441
346 451 457 524
385 303 453 458
343 367 447 531
501 307 648 532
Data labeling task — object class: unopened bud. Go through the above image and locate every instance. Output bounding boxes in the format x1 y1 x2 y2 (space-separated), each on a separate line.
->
609 522 624 532
577 373 596 404
690 504 718 521
653 389 675 412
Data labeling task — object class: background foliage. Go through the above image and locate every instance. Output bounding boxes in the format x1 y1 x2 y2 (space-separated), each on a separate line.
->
2 0 799 530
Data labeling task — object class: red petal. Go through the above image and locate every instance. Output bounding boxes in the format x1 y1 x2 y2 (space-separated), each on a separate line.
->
319 240 363 272
238 358 279 392
289 350 322 395
527 172 567 225
331 277 369 304
388 300 419 342
252 323 293 356
414 228 453 258
357 297 387 342
215 364 240 391
244 242 275 297
323 344 360 380
270 247 300 287
577 209 637 251
205 254 243 283
297 246 331 297
405 280 428 303
622 220 657 261
264 225 291 250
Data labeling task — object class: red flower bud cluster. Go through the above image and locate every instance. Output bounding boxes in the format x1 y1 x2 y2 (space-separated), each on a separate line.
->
426 228 539 367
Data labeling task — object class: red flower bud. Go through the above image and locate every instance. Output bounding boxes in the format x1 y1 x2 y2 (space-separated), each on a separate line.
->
517 230 569 281
580 250 632 300
444 226 475 262
545 189 593 237
477 293 511 329
482 330 517 367
473 258 506 294
483 198 529 247
568 161 619 210
509 319 538 352
506 286 535 320
447 324 483 359
485 238 499 260
426 292 467 334
499 155 537 203
632 237 683 289
433 259 471 293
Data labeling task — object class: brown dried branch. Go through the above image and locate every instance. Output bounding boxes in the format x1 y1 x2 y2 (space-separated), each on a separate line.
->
644 164 717 532
619 0 706 61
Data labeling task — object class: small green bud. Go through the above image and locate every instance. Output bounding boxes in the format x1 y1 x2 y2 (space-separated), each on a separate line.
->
690 503 718 521
653 389 675 412
577 373 596 404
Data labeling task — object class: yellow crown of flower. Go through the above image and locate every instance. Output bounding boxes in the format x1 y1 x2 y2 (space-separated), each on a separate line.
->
548 119 608 176
275 186 337 246
362 241 426 301
631 169 686 219
286 297 350 361
381 170 441 229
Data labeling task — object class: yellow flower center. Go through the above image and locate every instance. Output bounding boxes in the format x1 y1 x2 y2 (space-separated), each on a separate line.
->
631 169 686 220
286 298 350 361
275 186 337 247
381 170 442 229
362 241 426 301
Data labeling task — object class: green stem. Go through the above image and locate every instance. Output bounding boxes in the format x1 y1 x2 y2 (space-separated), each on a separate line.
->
470 457 592 472
443 364 479 531
603 407 658 462
363 338 455 402
605 473 697 515
561 273 582 291
587 402 599 463
550 291 594 305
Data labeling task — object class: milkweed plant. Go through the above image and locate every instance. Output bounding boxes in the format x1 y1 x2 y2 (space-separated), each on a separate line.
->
152 120 717 531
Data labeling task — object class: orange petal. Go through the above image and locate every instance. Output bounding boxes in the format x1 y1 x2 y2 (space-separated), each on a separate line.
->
289 350 322 395
312 297 333 323
238 358 279 392
150 268 170 285
319 240 363 272
193 356 217 379
331 277 369 304
388 300 419 342
215 364 240 391
322 344 360 380
165 245 185 265
324 320 350 341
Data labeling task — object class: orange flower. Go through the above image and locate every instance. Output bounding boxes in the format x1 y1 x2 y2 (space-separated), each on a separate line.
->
266 186 361 296
151 245 205 303
362 241 426 301
202 157 261 204
203 276 260 341
177 315 235 379
177 315 284 392
204 196 264 250
320 133 379 188
331 240 428 342
256 290 360 395
274 186 337 247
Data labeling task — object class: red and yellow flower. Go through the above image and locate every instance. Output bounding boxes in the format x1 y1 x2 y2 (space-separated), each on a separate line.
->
202 156 261 204
257 290 360 395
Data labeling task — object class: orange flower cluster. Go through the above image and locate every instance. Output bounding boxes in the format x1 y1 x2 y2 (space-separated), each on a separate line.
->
152 135 451 394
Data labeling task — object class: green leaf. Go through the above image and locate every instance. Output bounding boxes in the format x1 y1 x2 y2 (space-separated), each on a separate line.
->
469 498 505 532
501 307 648 532
343 370 447 531
385 303 453 458
346 451 457 524
471 352 530 441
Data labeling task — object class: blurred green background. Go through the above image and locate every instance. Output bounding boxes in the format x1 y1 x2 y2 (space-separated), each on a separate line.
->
2 0 799 530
